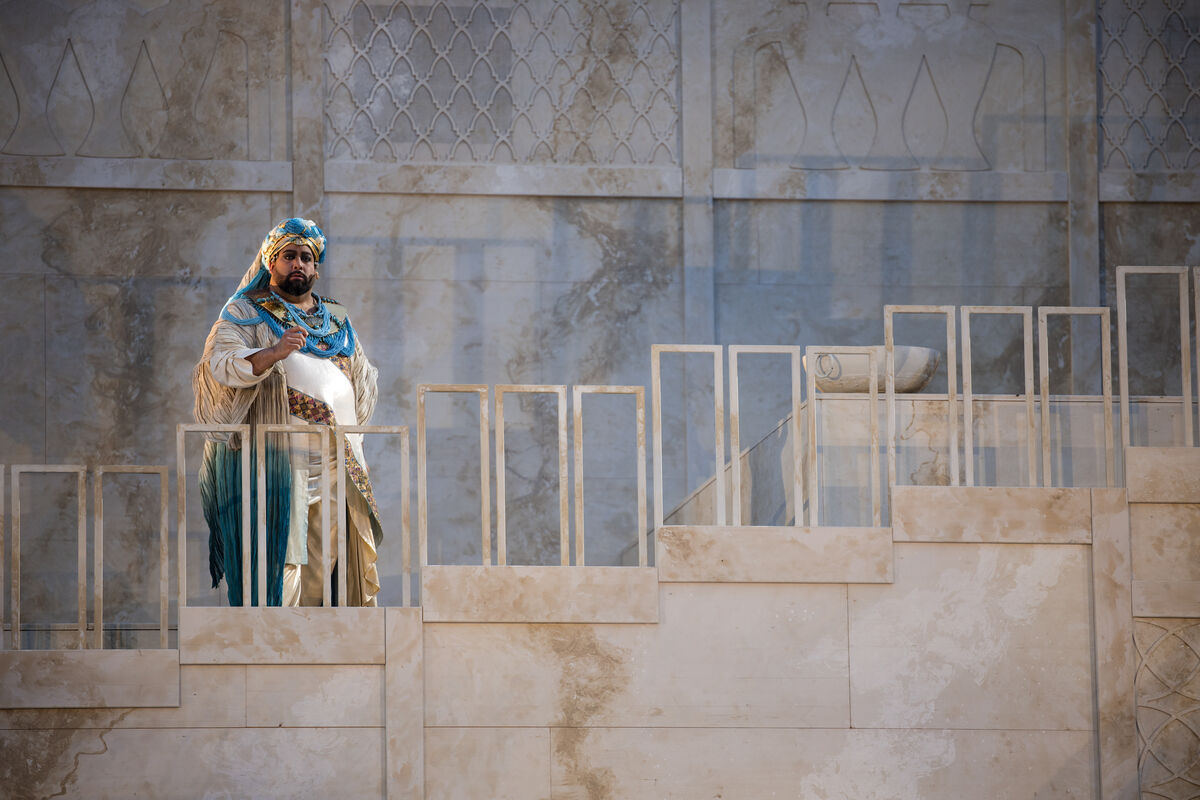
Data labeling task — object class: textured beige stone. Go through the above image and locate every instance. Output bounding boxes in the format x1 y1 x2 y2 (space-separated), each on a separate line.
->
386 607 423 800
0 727 384 799
245 665 383 727
1089 489 1140 800
656 525 893 582
550 728 1095 799
891 486 1092 543
0 665 245 730
848 542 1092 729
425 583 849 728
425 728 551 800
420 565 658 623
1130 502 1200 615
1126 447 1200 502
1130 504 1200 582
0 649 179 709
178 607 385 664
1132 581 1200 618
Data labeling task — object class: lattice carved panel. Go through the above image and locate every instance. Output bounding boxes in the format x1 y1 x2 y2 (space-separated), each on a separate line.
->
322 0 680 164
1099 0 1200 171
1135 618 1200 800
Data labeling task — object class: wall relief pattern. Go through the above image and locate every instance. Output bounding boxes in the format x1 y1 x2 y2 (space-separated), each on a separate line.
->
1099 0 1200 171
1135 618 1200 800
726 0 1048 172
0 0 282 161
321 0 680 164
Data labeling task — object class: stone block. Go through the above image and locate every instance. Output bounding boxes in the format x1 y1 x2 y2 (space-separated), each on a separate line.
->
0 727 384 799
891 486 1092 543
386 607 423 800
0 665 245 730
425 728 551 800
178 607 385 664
1126 447 1200 502
549 728 1095 799
1130 502 1200 617
420 565 658 623
1130 503 1200 583
656 525 893 582
424 583 849 728
0 649 179 709
848 542 1092 729
1132 581 1200 618
1089 489 1140 800
245 665 384 727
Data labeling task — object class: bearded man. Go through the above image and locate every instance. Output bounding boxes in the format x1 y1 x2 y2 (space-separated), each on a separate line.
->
193 218 382 607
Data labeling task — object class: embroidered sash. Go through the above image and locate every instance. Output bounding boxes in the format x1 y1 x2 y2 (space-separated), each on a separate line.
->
287 387 381 522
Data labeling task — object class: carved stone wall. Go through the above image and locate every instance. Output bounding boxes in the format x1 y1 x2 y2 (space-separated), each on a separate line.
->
1135 618 1200 800
1099 0 1199 172
323 0 680 164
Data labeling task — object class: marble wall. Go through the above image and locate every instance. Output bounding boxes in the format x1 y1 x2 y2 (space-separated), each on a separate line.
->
1 1 1198 626
3 481 1175 798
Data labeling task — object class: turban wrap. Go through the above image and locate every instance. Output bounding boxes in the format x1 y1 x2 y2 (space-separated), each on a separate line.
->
233 218 328 296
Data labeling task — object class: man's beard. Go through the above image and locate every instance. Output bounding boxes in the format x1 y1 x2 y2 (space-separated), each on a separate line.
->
280 272 316 297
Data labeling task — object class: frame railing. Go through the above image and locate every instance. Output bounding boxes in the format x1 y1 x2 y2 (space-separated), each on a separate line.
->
805 346 881 527
961 306 1036 487
1038 307 1115 486
1116 266 1193 449
728 346 804 527
94 465 170 648
650 345 725 528
572 385 648 566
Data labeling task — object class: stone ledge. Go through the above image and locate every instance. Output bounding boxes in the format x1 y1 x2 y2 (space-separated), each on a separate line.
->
421 566 659 623
656 525 893 583
891 486 1092 543
325 162 681 197
179 607 385 665
1132 580 1200 618
713 167 1068 201
1126 447 1200 503
0 649 180 709
0 156 292 191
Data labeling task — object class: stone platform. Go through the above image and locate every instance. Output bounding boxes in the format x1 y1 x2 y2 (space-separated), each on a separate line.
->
4 448 1200 798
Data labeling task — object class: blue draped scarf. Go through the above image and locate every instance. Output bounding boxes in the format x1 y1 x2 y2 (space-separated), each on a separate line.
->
199 438 292 606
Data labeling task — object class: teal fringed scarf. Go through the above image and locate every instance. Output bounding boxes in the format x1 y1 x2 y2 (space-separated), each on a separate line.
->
199 438 292 606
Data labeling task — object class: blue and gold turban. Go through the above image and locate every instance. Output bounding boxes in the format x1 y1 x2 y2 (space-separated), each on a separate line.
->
257 217 326 270
233 218 328 296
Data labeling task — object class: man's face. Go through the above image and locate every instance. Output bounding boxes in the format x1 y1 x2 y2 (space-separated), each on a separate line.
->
269 243 318 297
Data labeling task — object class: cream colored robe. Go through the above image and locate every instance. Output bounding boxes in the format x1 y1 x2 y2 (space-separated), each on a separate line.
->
193 296 382 606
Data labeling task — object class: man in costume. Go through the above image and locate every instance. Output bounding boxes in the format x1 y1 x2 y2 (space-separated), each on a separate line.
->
193 218 382 606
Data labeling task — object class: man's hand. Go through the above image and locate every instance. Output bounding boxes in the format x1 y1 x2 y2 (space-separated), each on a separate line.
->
248 326 306 376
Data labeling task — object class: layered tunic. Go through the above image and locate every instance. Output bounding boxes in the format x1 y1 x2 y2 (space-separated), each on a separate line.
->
193 291 381 606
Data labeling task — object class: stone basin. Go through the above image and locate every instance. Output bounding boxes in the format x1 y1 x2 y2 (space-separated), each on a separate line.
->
803 345 941 393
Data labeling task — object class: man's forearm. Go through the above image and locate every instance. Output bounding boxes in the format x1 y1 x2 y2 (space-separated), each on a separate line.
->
246 346 283 376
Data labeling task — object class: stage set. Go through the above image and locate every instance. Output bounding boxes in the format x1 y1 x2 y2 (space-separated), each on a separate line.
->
2 0 1199 798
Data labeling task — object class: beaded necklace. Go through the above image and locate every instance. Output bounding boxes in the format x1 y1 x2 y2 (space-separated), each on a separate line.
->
275 292 336 337
220 292 357 358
